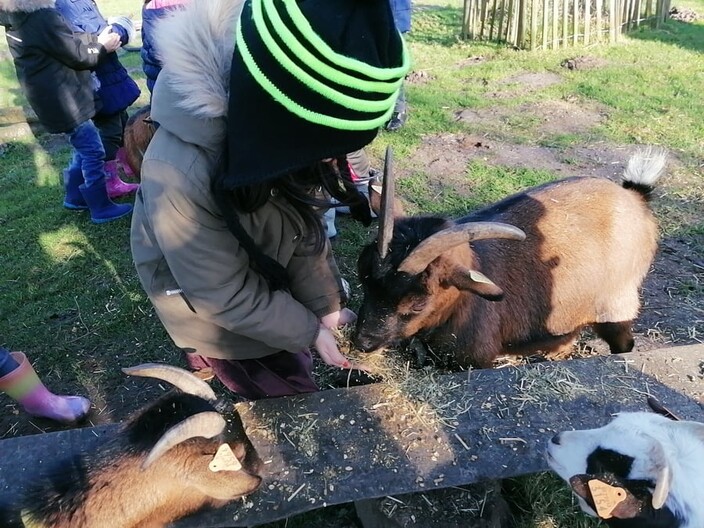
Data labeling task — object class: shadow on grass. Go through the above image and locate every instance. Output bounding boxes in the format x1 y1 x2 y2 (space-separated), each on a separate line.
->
628 17 704 53
0 137 179 440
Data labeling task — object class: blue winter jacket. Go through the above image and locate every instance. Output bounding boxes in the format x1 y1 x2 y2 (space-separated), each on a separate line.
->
390 0 412 33
141 1 187 95
55 0 140 116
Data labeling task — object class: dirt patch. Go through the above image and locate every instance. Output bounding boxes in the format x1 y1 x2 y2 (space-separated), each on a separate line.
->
560 56 609 71
455 99 607 137
488 72 563 98
456 55 489 68
406 70 435 84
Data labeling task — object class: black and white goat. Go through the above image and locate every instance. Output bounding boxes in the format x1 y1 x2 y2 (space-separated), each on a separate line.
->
546 411 704 528
354 148 666 367
16 364 262 528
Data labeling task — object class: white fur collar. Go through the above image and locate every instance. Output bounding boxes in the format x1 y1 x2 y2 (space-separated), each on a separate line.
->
153 0 243 119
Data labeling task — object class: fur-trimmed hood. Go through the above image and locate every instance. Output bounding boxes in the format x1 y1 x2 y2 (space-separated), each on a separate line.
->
0 0 54 13
149 0 242 152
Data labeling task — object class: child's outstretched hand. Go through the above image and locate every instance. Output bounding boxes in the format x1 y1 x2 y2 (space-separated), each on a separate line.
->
314 325 351 368
98 26 121 52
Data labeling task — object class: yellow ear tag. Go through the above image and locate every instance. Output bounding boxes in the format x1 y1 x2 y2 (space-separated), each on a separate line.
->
587 479 627 519
208 443 242 472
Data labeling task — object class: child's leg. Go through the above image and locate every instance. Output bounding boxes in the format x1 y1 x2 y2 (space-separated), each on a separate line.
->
0 349 91 423
62 151 88 210
94 112 140 198
68 120 107 188
69 120 133 223
93 111 127 162
205 350 318 400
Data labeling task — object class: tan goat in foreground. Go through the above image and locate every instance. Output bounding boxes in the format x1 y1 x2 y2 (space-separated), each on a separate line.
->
13 364 262 528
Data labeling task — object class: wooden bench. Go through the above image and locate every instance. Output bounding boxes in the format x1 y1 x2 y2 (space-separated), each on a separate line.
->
1 344 703 527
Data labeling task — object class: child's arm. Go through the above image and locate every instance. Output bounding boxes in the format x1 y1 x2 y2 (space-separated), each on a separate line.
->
38 10 117 71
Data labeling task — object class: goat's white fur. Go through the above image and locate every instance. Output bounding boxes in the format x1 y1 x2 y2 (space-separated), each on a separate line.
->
625 147 668 187
547 412 704 528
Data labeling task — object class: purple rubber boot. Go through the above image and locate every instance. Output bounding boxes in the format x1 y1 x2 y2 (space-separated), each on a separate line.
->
105 160 139 199
0 352 91 423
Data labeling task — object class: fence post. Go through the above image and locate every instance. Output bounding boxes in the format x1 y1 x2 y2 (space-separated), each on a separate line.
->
531 0 538 49
542 0 549 48
517 0 526 46
596 0 603 41
552 0 559 47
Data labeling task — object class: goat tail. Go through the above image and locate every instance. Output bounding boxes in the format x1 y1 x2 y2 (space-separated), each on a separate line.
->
621 147 668 201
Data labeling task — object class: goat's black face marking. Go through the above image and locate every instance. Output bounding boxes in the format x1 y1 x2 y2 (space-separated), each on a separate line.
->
586 448 635 478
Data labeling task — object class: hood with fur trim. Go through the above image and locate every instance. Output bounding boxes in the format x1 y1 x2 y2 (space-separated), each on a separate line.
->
149 0 242 152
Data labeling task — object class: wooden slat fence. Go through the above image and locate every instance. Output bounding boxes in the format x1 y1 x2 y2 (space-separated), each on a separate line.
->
462 0 671 49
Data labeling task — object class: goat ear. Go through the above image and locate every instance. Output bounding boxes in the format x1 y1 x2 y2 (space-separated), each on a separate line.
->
209 443 242 473
449 269 504 300
651 463 671 509
645 434 671 509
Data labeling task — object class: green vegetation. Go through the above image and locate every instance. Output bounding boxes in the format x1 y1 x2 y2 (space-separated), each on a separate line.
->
1 0 702 526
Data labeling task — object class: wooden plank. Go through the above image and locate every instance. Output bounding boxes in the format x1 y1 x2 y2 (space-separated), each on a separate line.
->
1 345 703 527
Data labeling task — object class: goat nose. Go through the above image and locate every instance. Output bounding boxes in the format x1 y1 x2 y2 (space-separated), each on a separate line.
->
550 433 562 446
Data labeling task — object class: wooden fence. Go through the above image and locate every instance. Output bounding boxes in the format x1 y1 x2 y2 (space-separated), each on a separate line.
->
462 0 671 49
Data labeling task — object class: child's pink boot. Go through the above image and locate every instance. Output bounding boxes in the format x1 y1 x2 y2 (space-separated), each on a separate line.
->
0 352 91 424
105 159 139 199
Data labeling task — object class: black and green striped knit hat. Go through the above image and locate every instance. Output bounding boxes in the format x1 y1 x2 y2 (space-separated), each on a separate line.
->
221 0 410 188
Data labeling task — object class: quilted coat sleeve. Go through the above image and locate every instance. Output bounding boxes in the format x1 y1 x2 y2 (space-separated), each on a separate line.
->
139 158 321 353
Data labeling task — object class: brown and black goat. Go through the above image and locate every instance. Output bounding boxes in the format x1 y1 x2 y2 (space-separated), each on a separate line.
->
354 148 666 368
17 364 262 528
121 105 156 179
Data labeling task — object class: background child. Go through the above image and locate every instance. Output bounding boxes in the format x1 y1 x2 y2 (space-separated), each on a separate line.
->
55 0 141 199
141 0 190 98
0 0 132 224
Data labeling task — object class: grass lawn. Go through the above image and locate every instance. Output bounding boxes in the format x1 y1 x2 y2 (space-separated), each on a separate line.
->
1 1 703 526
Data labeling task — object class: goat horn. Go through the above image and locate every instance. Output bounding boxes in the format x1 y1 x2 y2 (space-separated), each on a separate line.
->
142 411 226 469
651 463 671 509
122 363 217 402
377 146 395 259
398 222 526 276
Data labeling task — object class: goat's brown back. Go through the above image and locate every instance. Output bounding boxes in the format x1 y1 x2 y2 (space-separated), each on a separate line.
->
477 177 658 336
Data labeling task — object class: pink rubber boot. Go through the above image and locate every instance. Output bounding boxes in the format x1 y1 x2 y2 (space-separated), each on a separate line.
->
115 147 136 179
0 352 91 423
105 159 139 199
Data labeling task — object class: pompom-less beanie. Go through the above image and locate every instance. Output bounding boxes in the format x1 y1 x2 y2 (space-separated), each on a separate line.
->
219 0 410 189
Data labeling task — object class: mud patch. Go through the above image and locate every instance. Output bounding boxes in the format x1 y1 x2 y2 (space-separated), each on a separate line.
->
560 56 609 71
488 72 563 98
406 70 435 84
455 99 607 137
